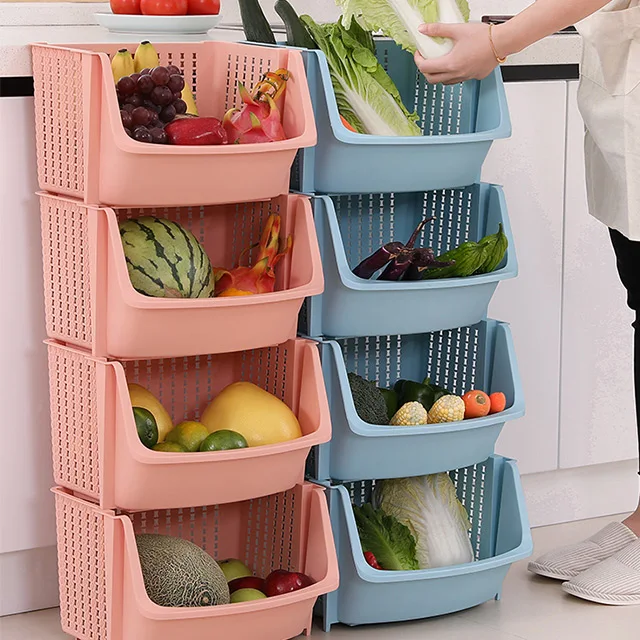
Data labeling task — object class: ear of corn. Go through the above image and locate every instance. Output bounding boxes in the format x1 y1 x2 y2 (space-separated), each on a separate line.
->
390 401 429 426
428 395 465 423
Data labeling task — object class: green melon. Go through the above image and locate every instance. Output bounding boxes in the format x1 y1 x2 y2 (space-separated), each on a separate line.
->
135 534 230 607
120 217 214 299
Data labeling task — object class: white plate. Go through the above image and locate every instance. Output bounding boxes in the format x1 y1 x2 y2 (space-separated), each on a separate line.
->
95 11 222 35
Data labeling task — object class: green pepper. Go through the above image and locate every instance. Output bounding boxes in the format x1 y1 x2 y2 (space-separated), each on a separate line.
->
394 377 452 412
378 388 399 421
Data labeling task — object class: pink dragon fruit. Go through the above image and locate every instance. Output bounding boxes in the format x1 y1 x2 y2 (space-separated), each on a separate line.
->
223 83 286 144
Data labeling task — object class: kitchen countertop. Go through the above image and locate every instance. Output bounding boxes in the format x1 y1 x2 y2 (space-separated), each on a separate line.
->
0 1 582 78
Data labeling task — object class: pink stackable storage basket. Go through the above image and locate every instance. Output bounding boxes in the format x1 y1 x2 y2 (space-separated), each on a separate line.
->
53 483 339 640
40 192 323 359
31 41 316 207
47 338 331 511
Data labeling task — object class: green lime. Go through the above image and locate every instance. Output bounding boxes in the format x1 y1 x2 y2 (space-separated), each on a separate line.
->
199 430 249 452
165 421 209 452
152 442 188 453
134 406 158 449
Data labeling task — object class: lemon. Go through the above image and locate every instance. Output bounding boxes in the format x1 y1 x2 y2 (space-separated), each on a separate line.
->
199 430 248 452
165 421 209 452
201 382 302 447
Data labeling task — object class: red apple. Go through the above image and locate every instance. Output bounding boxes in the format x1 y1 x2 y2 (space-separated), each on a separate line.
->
264 570 313 597
228 576 266 595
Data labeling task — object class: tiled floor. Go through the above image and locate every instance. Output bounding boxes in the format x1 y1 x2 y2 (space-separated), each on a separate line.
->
1 515 638 640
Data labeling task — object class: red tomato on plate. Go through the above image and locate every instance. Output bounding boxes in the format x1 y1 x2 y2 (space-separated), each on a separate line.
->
140 0 188 15
110 0 142 14
187 0 220 14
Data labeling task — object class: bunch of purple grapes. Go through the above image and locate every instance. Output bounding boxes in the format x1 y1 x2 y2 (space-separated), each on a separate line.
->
117 65 188 144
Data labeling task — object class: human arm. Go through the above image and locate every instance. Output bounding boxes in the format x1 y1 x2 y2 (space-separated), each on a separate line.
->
415 0 613 85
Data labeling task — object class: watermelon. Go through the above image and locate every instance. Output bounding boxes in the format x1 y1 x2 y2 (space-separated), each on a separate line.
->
120 217 215 298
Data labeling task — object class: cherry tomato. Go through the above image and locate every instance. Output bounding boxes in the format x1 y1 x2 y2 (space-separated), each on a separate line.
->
187 0 220 14
110 0 142 14
140 0 188 15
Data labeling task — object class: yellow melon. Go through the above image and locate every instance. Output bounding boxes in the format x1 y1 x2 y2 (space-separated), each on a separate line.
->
201 382 302 447
128 383 173 443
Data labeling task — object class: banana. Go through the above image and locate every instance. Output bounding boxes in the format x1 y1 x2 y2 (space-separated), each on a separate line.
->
182 83 199 116
134 41 159 74
111 49 135 83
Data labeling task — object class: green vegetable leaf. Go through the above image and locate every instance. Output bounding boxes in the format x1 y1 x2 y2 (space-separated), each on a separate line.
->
336 0 470 59
301 16 422 136
353 503 420 571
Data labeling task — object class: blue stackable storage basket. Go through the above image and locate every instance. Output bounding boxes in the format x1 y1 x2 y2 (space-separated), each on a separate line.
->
301 184 517 339
318 455 533 631
309 320 524 482
292 40 511 194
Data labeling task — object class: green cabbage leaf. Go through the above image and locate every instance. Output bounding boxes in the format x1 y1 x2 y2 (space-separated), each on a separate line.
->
375 473 475 569
336 0 471 59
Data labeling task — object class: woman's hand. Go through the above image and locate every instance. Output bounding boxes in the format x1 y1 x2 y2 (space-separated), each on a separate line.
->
414 23 501 85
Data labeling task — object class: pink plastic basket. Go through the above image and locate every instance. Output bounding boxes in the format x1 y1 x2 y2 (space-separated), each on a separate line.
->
40 192 323 359
47 338 331 511
53 483 339 640
31 41 316 207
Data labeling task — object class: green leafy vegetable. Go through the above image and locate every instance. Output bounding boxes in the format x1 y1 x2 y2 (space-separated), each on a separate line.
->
375 474 475 569
301 16 422 136
336 0 470 59
353 503 420 571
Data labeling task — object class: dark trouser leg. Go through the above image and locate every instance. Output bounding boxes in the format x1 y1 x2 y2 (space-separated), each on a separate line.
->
609 229 640 472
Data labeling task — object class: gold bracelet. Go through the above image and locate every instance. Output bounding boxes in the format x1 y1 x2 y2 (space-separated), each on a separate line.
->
488 23 507 64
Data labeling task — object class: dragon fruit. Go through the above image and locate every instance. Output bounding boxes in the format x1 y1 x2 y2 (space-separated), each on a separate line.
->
223 83 287 144
214 214 292 297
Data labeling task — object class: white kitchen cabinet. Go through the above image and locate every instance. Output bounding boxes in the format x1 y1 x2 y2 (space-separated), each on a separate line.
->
559 81 638 469
0 96 58 615
482 81 567 475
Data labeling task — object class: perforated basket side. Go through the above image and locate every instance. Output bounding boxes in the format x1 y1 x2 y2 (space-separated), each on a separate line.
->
54 489 109 640
48 344 101 501
127 485 305 577
32 46 87 199
339 323 486 397
40 195 93 350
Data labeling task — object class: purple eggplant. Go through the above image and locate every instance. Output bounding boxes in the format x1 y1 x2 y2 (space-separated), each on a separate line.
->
406 216 435 248
378 249 414 281
352 241 404 279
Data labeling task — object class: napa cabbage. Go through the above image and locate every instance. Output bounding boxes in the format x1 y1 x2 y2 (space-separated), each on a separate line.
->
336 0 471 59
375 473 475 569
301 16 422 136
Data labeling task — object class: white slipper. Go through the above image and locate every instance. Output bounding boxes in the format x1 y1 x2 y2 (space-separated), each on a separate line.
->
528 522 637 581
562 538 640 605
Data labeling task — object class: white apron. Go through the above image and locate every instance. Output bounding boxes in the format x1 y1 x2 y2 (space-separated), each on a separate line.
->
577 0 640 240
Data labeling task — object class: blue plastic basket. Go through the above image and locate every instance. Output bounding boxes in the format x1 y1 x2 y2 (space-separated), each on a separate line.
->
300 184 517 339
317 455 533 631
309 320 524 482
292 39 511 195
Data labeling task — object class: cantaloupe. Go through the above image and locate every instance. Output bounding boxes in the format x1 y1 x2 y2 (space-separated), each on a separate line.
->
135 534 230 607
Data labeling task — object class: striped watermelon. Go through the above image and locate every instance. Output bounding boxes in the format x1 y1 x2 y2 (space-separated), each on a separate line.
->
120 217 214 298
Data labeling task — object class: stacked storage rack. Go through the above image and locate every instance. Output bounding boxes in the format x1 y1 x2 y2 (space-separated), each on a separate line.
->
293 39 534 630
32 40 339 639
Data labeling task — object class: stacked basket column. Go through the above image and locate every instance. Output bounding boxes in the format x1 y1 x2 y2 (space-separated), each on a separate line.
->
292 41 534 631
33 40 338 640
